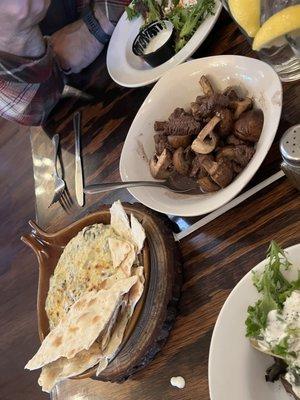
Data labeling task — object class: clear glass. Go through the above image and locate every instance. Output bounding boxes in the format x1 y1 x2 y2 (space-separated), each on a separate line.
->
222 0 300 82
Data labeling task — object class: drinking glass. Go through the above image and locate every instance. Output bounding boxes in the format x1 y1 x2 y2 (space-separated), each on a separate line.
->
222 0 300 82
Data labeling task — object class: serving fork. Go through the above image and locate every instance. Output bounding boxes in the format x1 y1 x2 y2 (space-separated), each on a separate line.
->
84 175 201 195
49 134 72 211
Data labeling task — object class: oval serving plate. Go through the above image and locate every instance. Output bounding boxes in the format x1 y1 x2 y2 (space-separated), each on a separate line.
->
120 56 282 217
22 203 182 382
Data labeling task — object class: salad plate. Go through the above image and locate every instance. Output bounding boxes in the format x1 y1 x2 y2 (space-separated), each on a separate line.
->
106 0 222 87
209 243 300 400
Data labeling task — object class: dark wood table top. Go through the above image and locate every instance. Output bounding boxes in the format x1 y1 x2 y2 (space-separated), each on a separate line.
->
1 9 300 400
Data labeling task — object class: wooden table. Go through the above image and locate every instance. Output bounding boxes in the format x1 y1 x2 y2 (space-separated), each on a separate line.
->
1 9 300 400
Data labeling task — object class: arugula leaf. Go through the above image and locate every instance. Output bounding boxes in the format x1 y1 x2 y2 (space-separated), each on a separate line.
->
126 5 140 20
245 241 295 339
167 0 215 51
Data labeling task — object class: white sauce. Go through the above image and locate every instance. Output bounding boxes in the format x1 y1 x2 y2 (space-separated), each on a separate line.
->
143 30 172 55
170 376 185 389
258 290 300 397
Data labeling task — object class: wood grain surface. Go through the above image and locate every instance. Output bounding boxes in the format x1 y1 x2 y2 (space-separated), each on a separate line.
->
0 8 299 400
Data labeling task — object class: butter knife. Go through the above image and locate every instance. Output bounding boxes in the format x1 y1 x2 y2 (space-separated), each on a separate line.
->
73 111 84 207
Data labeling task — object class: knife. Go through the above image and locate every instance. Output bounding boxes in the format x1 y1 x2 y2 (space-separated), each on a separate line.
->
73 111 84 207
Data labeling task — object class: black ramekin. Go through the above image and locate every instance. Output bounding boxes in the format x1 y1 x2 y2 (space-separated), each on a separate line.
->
132 20 175 67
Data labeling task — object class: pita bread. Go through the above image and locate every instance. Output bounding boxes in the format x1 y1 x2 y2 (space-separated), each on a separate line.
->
130 214 146 254
96 266 145 376
110 201 146 253
38 342 102 393
108 237 131 269
25 276 137 371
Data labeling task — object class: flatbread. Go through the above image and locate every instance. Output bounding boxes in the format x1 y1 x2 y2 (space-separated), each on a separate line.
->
130 214 146 254
96 266 145 376
25 276 137 371
108 237 131 269
38 342 102 393
110 201 146 253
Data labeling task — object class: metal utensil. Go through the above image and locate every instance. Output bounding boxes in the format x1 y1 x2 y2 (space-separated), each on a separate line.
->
73 111 85 207
84 175 201 195
49 134 72 210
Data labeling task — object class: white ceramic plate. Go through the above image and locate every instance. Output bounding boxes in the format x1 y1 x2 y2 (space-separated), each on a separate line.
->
209 243 300 400
107 1 222 88
119 55 282 217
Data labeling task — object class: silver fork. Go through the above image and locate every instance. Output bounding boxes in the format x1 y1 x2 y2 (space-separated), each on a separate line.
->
49 134 72 211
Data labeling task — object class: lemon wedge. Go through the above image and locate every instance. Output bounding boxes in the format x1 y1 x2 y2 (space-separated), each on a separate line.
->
228 0 261 38
253 5 300 51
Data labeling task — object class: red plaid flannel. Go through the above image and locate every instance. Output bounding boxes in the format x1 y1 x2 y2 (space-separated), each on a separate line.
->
0 0 129 126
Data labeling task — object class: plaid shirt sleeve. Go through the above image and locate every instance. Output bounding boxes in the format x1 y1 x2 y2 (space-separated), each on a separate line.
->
0 41 64 126
0 0 130 126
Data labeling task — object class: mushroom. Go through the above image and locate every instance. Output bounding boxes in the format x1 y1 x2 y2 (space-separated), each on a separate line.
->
223 86 239 101
233 97 253 120
216 108 234 137
216 145 255 167
201 157 234 188
149 149 173 179
226 134 248 146
190 154 213 178
191 116 220 154
172 147 190 175
167 135 193 149
198 176 220 192
234 109 264 142
199 75 214 96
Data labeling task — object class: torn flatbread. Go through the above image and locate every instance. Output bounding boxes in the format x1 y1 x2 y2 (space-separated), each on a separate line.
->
25 276 137 371
96 266 145 376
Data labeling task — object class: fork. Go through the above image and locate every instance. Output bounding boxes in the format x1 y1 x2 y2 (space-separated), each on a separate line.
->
84 175 202 195
49 134 72 210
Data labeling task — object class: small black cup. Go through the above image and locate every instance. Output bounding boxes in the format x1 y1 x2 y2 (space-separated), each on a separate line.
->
132 20 175 67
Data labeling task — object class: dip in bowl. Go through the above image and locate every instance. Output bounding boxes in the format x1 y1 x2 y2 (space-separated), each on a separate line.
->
132 20 175 67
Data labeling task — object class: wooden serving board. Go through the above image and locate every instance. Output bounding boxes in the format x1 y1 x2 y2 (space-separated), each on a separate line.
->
21 203 182 382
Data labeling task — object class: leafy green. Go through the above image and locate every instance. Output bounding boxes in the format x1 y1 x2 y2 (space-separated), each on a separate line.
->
167 0 215 51
125 0 215 53
245 241 298 339
126 5 140 20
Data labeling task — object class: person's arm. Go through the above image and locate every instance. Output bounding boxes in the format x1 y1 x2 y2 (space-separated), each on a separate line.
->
0 1 64 126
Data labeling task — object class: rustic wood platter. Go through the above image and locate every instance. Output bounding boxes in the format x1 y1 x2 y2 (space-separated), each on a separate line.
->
21 203 182 382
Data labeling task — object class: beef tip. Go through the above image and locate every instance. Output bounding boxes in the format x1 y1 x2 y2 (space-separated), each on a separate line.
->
234 109 264 142
216 108 234 137
190 154 213 178
191 94 230 121
201 157 234 188
154 133 173 155
227 134 249 146
167 108 201 136
154 121 168 132
216 145 255 167
232 161 243 174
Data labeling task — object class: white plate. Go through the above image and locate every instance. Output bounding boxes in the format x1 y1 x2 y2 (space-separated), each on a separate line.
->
209 243 300 400
119 56 282 217
107 1 222 87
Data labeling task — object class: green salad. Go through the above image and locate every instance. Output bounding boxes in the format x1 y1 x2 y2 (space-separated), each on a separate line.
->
246 241 300 397
126 0 216 52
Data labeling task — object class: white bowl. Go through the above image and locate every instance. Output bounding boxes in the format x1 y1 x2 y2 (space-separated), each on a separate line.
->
120 56 282 217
